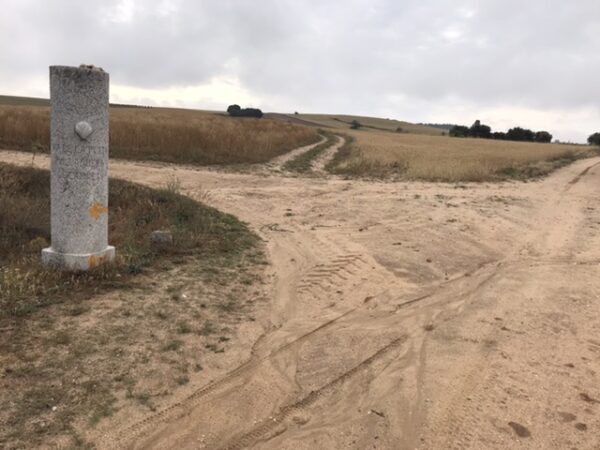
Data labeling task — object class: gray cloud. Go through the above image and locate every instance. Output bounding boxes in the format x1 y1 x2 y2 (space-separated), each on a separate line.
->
1 0 599 141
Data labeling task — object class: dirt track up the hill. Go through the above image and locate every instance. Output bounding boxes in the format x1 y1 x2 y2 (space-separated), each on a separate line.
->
1 145 599 450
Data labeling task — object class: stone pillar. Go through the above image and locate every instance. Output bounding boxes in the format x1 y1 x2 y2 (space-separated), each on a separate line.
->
42 65 115 271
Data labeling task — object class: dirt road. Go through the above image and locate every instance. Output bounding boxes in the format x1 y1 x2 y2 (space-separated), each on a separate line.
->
1 145 599 449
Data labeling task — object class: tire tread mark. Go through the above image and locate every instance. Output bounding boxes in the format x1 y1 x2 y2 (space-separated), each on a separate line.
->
218 335 407 450
101 308 358 448
296 254 370 297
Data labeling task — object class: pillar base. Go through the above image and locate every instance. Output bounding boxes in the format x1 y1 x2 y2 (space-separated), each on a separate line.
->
42 246 115 271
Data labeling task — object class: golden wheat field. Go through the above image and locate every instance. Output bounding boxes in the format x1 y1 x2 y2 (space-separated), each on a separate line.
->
331 130 594 181
0 105 319 165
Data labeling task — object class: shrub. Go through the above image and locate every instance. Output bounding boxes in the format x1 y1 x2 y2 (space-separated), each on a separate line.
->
449 125 470 137
227 104 242 116
588 132 600 146
506 127 535 142
243 108 263 118
469 120 492 139
535 131 553 143
226 104 263 118
449 121 551 144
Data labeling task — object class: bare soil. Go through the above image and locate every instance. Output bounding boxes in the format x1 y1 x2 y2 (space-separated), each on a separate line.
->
1 143 599 450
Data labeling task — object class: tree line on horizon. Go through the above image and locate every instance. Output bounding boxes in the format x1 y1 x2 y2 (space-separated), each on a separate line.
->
450 120 553 143
227 104 263 118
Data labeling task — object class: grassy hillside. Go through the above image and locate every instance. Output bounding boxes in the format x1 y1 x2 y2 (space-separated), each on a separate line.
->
0 103 320 165
0 95 50 107
283 113 448 136
0 95 446 140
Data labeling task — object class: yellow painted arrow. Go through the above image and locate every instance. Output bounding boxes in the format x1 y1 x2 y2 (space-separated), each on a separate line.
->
89 202 109 220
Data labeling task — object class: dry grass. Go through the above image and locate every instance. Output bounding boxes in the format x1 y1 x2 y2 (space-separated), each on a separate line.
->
0 105 320 165
0 163 258 317
328 131 595 182
0 163 266 448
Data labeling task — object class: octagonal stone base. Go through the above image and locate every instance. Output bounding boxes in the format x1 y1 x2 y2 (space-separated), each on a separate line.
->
42 246 115 271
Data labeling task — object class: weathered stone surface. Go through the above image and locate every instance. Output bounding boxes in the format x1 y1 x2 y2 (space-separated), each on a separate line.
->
42 65 115 271
150 230 174 246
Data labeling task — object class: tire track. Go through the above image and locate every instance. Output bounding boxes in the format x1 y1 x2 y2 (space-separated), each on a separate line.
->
264 135 327 173
296 253 369 295
4 146 599 450
104 250 501 449
86 158 600 448
311 135 345 175
101 306 357 448
418 158 600 449
217 335 408 450
566 160 600 187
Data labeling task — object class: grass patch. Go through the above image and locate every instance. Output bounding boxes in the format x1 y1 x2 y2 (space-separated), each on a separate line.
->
0 162 265 448
326 130 594 182
283 131 337 172
161 339 184 352
0 163 257 318
325 133 355 173
495 151 582 180
0 105 320 166
198 320 217 336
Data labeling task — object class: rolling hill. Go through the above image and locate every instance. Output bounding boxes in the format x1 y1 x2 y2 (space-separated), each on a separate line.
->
1 95 449 136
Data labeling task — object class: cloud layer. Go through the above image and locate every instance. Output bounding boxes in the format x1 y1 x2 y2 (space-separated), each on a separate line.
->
1 0 599 141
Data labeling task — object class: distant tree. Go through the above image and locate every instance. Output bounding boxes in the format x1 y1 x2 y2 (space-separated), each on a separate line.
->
227 104 263 118
492 131 506 140
588 132 600 146
449 125 470 137
396 126 403 133
506 127 535 142
350 120 362 129
469 120 492 139
227 104 241 116
534 131 553 143
294 111 299 115
243 108 263 118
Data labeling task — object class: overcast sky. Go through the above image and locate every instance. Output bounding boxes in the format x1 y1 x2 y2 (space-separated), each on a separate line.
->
1 0 599 142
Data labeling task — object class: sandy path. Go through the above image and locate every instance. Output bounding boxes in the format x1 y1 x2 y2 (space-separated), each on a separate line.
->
1 149 599 450
264 135 326 172
311 135 345 174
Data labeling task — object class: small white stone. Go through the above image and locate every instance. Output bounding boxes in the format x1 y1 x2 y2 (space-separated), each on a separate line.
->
75 121 93 140
150 230 173 246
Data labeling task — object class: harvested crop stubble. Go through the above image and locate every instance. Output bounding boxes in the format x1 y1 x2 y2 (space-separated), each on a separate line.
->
0 105 320 165
329 130 594 181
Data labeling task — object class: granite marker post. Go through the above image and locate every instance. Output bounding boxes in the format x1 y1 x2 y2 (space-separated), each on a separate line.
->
42 65 115 270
